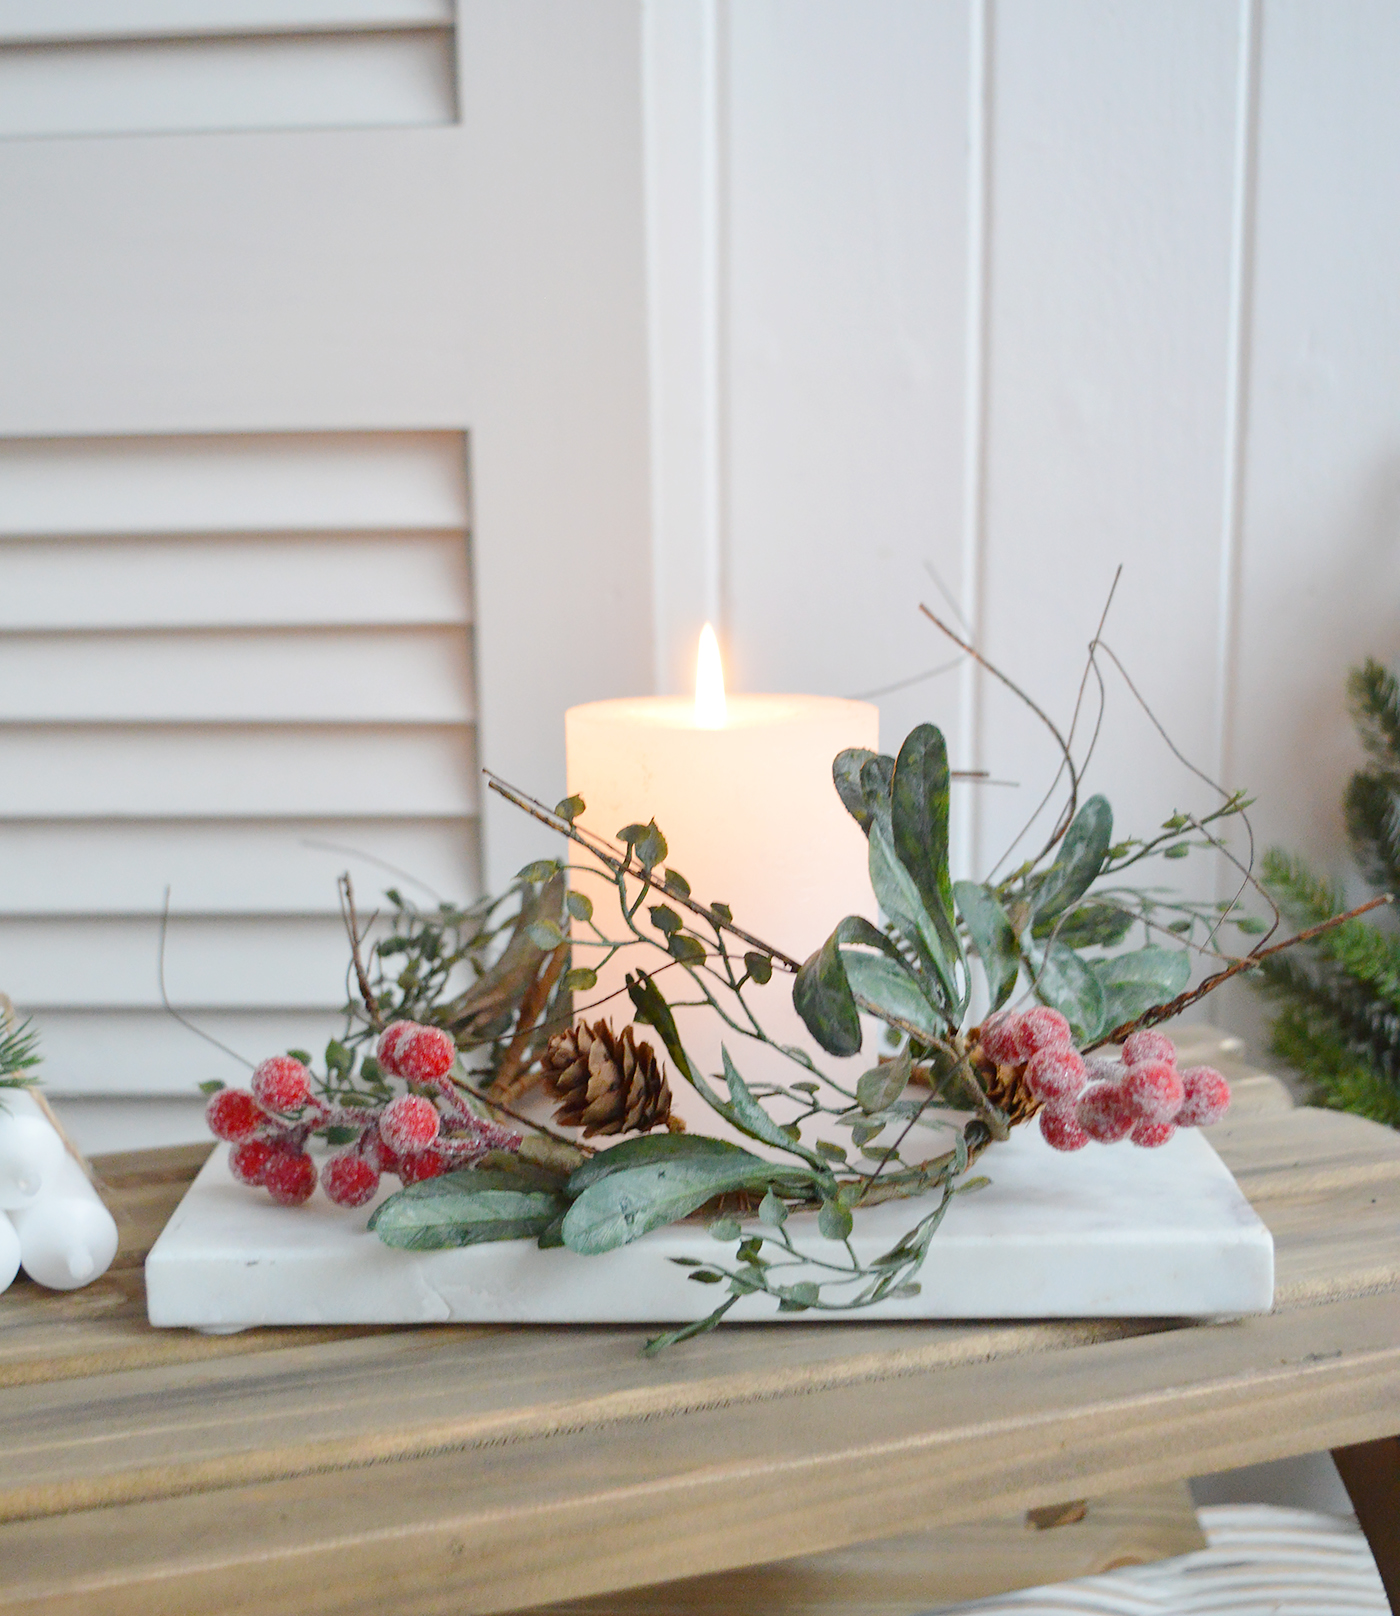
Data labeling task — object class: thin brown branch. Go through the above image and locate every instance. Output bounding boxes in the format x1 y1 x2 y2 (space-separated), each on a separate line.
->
450 1074 597 1156
1007 567 1122 871
1094 638 1274 949
157 887 254 1070
338 873 383 1033
1088 893 1394 1048
917 603 1081 878
484 771 805 972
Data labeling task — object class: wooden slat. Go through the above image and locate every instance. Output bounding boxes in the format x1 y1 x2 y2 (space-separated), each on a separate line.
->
0 726 477 818
0 532 471 631
524 1483 1207 1616
0 628 473 724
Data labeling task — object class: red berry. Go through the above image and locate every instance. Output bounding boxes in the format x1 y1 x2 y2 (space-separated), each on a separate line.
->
1122 1030 1176 1066
1121 1059 1185 1123
980 1014 1021 1065
1040 1106 1089 1151
1086 1053 1125 1083
396 1025 456 1083
1017 1007 1074 1058
1177 1066 1231 1127
1131 1119 1176 1148
376 1021 418 1075
364 1127 400 1175
229 1139 275 1186
251 1055 312 1113
398 1147 447 1184
1076 1082 1133 1144
321 1152 380 1208
379 1093 441 1155
206 1088 265 1142
262 1149 316 1205
1023 1047 1088 1105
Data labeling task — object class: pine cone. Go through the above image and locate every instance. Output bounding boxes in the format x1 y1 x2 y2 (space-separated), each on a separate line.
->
542 1020 682 1137
978 1054 1042 1127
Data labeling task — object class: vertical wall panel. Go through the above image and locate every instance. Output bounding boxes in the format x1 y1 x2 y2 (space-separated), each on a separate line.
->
1230 1 1400 878
724 0 974 789
976 1 1242 919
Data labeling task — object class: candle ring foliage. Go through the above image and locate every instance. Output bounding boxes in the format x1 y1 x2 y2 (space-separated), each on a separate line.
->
193 608 1385 1352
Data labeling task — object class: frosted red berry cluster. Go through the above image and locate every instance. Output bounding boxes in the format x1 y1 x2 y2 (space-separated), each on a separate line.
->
981 1009 1230 1154
204 1021 519 1208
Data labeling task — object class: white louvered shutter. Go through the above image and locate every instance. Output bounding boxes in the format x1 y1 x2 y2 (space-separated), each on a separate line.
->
0 6 654 1152
0 433 478 1146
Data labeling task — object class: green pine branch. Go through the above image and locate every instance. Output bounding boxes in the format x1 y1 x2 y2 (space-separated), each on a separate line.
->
1269 1003 1400 1128
1344 767 1400 895
0 1015 41 1092
1257 848 1400 1117
1347 657 1400 774
1344 659 1400 893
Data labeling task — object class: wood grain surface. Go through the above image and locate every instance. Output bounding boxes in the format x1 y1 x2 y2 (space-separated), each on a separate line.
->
0 1031 1395 1616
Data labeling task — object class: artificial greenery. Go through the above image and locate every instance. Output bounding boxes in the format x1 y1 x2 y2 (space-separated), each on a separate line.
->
0 1009 41 1104
366 718 1260 1350
1253 659 1400 1127
199 872 572 1136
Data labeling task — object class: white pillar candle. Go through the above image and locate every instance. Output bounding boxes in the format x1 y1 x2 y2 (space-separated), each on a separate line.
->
0 1211 20 1294
565 633 877 1139
10 1142 120 1290
0 1088 68 1209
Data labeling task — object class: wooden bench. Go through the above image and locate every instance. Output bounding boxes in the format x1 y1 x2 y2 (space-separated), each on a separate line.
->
1 1031 1396 1614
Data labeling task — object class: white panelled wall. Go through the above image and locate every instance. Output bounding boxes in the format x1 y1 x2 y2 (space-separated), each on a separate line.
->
644 0 1400 1050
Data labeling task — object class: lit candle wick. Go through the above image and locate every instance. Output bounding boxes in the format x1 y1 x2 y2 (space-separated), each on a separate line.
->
695 623 727 728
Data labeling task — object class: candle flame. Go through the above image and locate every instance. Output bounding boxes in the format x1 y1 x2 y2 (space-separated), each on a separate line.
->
694 623 727 727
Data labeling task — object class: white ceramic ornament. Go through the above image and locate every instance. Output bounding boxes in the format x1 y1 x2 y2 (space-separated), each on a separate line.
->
0 1211 21 1294
0 1089 68 1208
8 1143 119 1290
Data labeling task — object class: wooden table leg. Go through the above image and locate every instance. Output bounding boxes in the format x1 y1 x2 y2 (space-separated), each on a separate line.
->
1332 1435 1400 1614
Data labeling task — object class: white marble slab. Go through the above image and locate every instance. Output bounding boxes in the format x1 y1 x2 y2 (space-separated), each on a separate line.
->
145 1128 1274 1329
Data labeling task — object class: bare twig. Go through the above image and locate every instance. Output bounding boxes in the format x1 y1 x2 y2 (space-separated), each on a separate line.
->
1094 639 1273 949
918 603 1081 878
986 570 1121 881
484 772 804 972
157 887 254 1070
450 1073 597 1156
1089 893 1394 1048
338 873 384 1033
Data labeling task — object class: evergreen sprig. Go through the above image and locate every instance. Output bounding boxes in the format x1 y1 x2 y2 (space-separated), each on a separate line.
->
1344 657 1400 892
1254 660 1400 1128
0 1013 42 1102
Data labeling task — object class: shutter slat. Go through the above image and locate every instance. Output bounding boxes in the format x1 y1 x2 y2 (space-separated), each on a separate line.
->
3 916 366 1010
0 434 467 536
34 1011 370 1098
0 819 478 915
0 532 471 630
0 628 474 723
0 2 453 46
0 725 477 817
